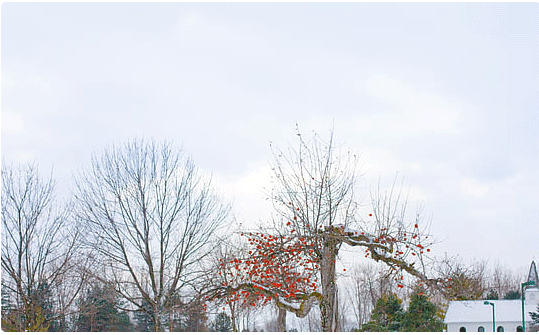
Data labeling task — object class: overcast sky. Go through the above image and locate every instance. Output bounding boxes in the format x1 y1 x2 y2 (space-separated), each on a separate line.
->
2 2 538 276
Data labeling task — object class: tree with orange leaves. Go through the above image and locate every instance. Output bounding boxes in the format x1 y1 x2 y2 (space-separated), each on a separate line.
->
208 227 321 331
267 128 437 331
208 128 438 332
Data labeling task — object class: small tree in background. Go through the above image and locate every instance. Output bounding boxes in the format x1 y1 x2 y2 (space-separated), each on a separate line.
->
485 289 499 300
133 300 155 332
32 280 68 332
210 312 233 332
360 293 404 331
175 298 208 332
530 304 539 332
503 290 521 300
75 283 131 332
402 292 445 331
359 289 444 332
488 262 522 301
433 256 487 301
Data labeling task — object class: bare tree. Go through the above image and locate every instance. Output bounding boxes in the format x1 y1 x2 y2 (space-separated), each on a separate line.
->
307 306 322 332
488 262 523 300
344 263 389 330
74 139 230 331
432 255 488 301
336 287 351 331
1 163 83 331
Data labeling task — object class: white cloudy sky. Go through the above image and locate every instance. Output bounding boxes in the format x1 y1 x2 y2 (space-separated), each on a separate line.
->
2 2 538 275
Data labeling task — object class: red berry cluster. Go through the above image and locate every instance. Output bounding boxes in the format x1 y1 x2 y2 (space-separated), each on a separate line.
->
215 228 321 309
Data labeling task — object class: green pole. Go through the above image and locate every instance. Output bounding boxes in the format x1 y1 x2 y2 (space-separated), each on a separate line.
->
522 283 525 331
484 301 495 332
522 280 536 332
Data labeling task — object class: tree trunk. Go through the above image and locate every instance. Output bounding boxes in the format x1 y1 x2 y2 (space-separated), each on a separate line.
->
277 307 287 332
320 239 339 332
152 304 162 332
230 304 238 332
153 314 162 332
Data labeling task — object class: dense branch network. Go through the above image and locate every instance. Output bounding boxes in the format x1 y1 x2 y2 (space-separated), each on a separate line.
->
206 214 441 320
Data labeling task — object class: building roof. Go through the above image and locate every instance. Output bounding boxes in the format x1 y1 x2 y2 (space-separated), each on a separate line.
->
528 260 539 289
445 299 536 324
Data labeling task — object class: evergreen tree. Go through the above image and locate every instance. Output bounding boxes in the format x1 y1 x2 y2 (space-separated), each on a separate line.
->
1 288 17 331
503 290 521 299
2 280 65 332
134 301 155 332
360 293 404 331
177 300 208 332
402 293 445 332
359 291 444 332
33 280 67 331
75 284 131 332
485 289 499 300
210 312 233 332
530 304 539 331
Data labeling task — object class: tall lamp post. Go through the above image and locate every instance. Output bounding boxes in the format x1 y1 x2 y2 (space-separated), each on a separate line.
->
484 301 495 332
521 280 536 332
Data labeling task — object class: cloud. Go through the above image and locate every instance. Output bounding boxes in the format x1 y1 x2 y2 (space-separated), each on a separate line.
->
460 172 526 200
460 177 490 198
209 163 274 227
230 165 273 197
171 10 235 53
360 146 423 177
2 67 54 95
2 71 17 90
458 172 528 219
1 110 25 135
177 10 204 29
355 73 476 137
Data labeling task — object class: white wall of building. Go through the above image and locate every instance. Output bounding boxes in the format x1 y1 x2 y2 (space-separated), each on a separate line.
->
447 321 527 332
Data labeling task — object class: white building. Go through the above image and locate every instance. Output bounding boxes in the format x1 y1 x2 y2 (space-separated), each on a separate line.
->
445 261 539 332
